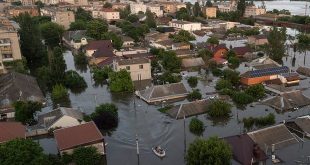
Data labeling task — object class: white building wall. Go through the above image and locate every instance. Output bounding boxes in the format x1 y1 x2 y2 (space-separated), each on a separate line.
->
50 116 84 130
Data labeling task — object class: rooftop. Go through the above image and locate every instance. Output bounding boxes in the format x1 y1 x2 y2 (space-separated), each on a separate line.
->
166 99 209 119
232 46 252 56
241 66 289 78
181 57 205 68
294 116 310 136
0 122 25 143
296 66 310 77
117 57 149 66
54 121 104 151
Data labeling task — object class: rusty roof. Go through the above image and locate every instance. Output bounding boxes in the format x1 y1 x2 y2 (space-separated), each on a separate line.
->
54 122 104 151
0 122 25 143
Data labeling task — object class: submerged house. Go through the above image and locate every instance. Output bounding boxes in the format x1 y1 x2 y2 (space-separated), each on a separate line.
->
85 40 117 67
181 57 205 70
0 72 45 120
262 90 310 111
62 30 91 49
166 99 209 119
135 82 188 104
296 66 310 77
54 121 105 155
224 134 268 165
294 116 310 137
0 122 25 143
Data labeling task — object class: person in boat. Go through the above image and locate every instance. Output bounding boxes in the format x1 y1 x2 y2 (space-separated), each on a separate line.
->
155 146 163 154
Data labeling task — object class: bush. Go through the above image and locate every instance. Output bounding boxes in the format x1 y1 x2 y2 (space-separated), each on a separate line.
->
245 84 265 100
159 72 181 84
219 88 234 96
232 91 254 105
109 69 134 92
64 70 87 89
211 68 222 77
92 66 113 83
187 76 198 88
243 113 275 130
14 101 42 124
90 103 118 130
51 84 68 100
72 147 101 165
158 105 173 113
187 89 202 101
207 99 232 118
215 79 233 91
222 69 240 86
189 118 204 136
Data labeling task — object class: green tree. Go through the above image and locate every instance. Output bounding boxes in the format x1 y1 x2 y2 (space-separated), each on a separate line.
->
35 65 51 90
64 70 87 89
187 89 202 101
228 56 240 69
206 0 213 7
74 52 88 65
0 139 47 165
222 69 240 86
118 5 131 19
11 1 22 6
101 32 123 50
14 101 42 124
189 118 204 136
86 19 108 40
15 13 48 69
51 84 68 100
265 27 287 61
161 51 181 72
159 72 182 84
207 99 231 118
245 84 265 100
90 103 119 130
50 47 66 85
40 22 65 48
237 0 246 16
126 14 139 23
172 30 195 43
72 147 102 165
109 69 134 92
35 1 44 9
75 7 93 22
103 2 112 8
297 33 310 64
69 20 87 30
186 137 232 165
188 76 198 88
145 9 157 28
176 8 191 21
193 2 202 17
232 91 254 105
207 36 219 45
215 79 233 90
198 49 213 62
92 66 113 83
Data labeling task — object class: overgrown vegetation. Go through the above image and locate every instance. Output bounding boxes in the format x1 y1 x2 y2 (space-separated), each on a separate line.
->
109 69 134 92
14 101 42 125
88 103 119 130
243 113 276 130
207 99 232 118
189 118 204 136
187 76 198 88
187 89 202 101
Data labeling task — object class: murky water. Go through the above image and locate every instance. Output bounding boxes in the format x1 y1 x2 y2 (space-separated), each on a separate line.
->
35 48 310 165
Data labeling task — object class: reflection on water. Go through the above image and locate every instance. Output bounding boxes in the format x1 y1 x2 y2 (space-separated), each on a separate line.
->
36 49 310 164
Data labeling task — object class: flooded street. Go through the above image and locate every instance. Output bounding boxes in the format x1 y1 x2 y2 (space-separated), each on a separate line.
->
36 48 310 165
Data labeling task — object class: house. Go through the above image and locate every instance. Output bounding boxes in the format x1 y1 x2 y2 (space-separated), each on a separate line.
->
224 134 268 165
240 66 289 86
54 121 105 155
202 7 217 18
85 40 117 67
0 17 22 73
112 3 128 10
296 66 310 77
294 116 310 137
136 82 189 104
130 3 146 14
175 49 196 58
146 4 163 17
92 8 120 22
36 107 85 131
232 46 252 58
114 47 148 56
0 72 45 120
121 36 135 48
6 6 39 18
277 72 300 86
248 35 268 46
0 122 25 143
262 90 310 111
60 0 88 6
21 0 35 6
181 57 205 69
156 17 172 26
206 44 228 59
169 20 201 31
245 56 281 70
247 124 299 150
244 5 266 17
166 99 210 119
210 57 228 65
172 42 191 50
151 39 174 50
112 57 151 81
63 30 91 49
40 7 75 30
160 2 185 13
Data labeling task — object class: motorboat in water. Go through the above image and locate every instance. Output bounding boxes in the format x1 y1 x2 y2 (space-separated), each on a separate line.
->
152 146 166 158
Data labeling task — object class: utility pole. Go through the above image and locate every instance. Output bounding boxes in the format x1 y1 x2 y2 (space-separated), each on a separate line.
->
136 134 140 165
183 114 186 159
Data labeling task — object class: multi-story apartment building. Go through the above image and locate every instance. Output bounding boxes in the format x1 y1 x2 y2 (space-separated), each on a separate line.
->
146 4 163 17
6 6 39 18
112 57 151 81
161 2 186 13
202 7 217 18
41 0 59 5
92 8 120 22
244 5 266 17
21 0 35 6
130 3 146 14
112 3 128 10
169 20 201 31
41 7 75 30
0 17 22 74
60 0 88 6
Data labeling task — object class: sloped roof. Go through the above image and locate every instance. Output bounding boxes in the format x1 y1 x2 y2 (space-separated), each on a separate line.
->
117 57 149 65
0 72 45 110
63 30 90 42
137 83 188 102
246 56 280 69
54 121 104 151
248 124 298 150
296 66 310 77
262 90 310 111
37 107 84 129
167 99 209 119
241 66 289 78
181 57 205 68
85 40 112 50
224 134 268 165
0 122 25 143
206 44 228 54
249 34 267 40
294 116 310 135
232 46 252 56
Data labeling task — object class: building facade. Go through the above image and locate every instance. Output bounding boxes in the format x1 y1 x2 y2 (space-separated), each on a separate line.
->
6 6 39 17
169 20 201 31
92 8 120 21
21 0 35 6
146 4 163 17
202 7 217 18
41 7 75 29
113 58 151 81
161 2 186 13
130 3 146 14
244 5 266 17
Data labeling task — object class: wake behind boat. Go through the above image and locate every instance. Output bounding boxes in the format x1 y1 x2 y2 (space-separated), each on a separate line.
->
152 146 166 158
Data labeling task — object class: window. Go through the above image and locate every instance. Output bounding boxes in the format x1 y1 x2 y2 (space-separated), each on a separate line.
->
139 65 143 69
126 66 130 70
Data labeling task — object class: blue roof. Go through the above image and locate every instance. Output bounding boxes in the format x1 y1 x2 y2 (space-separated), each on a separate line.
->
242 66 289 78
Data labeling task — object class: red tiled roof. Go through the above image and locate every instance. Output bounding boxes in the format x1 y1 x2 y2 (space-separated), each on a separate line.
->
0 122 25 143
54 122 104 151
206 44 228 54
101 8 117 12
85 40 113 50
232 46 252 56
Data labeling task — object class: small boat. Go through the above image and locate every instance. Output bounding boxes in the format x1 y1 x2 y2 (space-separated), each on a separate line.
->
152 146 166 158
